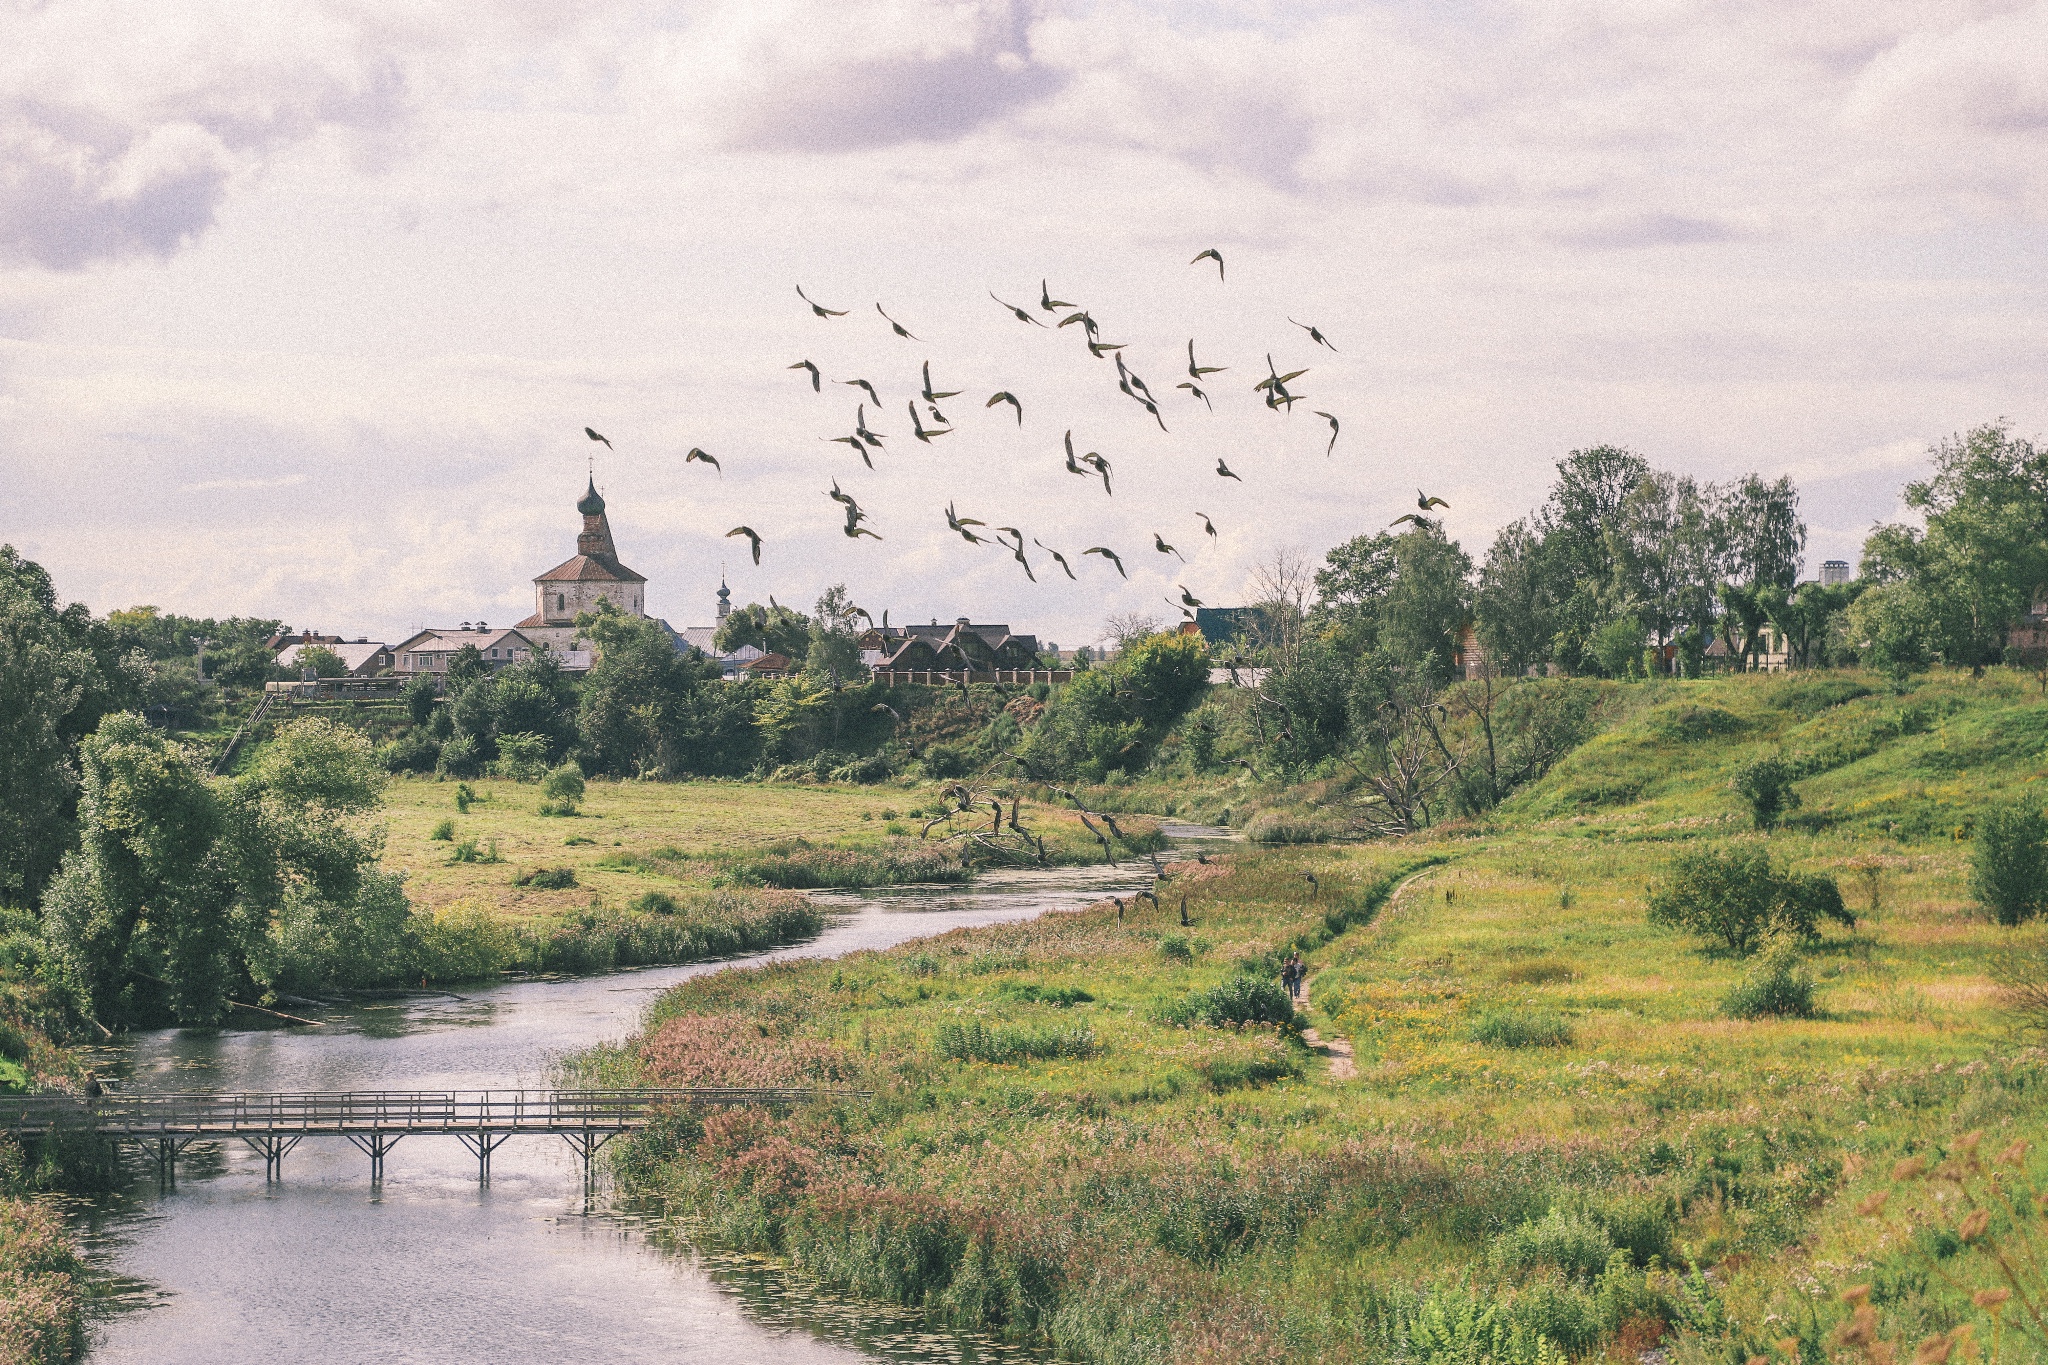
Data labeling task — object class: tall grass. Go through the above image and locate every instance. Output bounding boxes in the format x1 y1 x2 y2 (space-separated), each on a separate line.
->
717 839 964 889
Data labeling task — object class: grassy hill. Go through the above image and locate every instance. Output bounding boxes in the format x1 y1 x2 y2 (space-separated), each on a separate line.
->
600 668 2048 1364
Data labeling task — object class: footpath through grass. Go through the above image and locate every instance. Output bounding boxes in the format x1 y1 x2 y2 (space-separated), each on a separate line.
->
594 669 2048 1364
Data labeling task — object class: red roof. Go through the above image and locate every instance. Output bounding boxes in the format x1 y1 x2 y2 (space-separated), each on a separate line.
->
535 553 645 584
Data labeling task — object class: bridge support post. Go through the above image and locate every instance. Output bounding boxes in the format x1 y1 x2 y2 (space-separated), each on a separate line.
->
456 1133 511 1186
560 1131 617 1193
155 1135 197 1191
240 1134 301 1181
346 1133 403 1182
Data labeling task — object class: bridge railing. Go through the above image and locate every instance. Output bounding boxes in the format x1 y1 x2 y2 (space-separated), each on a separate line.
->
0 1087 856 1136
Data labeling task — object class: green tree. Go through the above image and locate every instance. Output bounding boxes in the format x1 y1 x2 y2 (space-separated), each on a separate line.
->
295 645 347 678
1844 582 1938 689
1972 801 2048 927
803 585 867 684
576 604 735 776
1474 519 1554 676
403 672 439 726
715 601 811 659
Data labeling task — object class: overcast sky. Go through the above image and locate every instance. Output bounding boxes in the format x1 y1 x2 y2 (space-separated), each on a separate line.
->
2 1 2044 649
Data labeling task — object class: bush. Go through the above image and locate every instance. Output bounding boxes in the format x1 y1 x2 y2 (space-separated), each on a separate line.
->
437 734 483 779
1160 974 1296 1029
449 837 501 865
1157 934 1195 963
454 781 476 813
429 818 455 842
537 800 579 817
379 729 441 774
994 982 1093 1007
632 890 680 915
1722 945 1817 1019
933 1020 1097 1064
1972 800 2048 926
829 754 891 784
411 901 518 981
920 743 970 779
494 731 552 782
542 764 587 803
516 867 577 890
1490 1209 1618 1281
1733 756 1800 830
1645 845 1854 955
1243 811 1339 844
1469 1008 1574 1048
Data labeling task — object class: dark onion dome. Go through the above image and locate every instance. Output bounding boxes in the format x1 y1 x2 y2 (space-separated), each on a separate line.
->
576 478 605 516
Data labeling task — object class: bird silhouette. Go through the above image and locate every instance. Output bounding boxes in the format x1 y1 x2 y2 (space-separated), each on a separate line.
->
1178 584 1203 609
788 359 821 392
1063 431 1090 480
685 447 721 475
926 401 951 426
1154 533 1184 562
876 303 918 339
986 391 1023 425
1082 546 1128 578
990 292 1046 326
828 480 860 513
1388 513 1431 529
825 434 873 469
1058 310 1098 337
1216 458 1242 481
1291 318 1337 351
1040 279 1074 312
726 526 761 565
1177 381 1212 411
908 401 952 444
840 378 882 407
995 527 1036 582
1190 248 1224 281
844 522 883 541
1416 490 1450 511
796 284 846 317
1314 410 1340 457
945 502 991 545
585 427 612 449
871 702 903 722
1081 451 1113 496
1034 539 1077 579
854 404 885 448
1087 337 1126 359
920 361 961 402
1196 512 1216 540
1187 340 1226 379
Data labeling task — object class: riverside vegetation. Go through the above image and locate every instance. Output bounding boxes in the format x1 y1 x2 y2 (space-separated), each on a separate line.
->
582 667 2048 1365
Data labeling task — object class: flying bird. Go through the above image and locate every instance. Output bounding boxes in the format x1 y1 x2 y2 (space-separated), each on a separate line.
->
1388 513 1431 529
1154 533 1184 562
909 401 952 444
871 702 903 722
946 502 990 545
685 447 721 475
1082 546 1128 578
1058 310 1098 337
920 361 960 402
986 391 1023 425
585 427 612 449
1416 490 1450 511
1177 381 1212 411
1178 584 1203 609
1187 340 1226 379
1081 451 1113 496
1190 248 1224 281
1314 411 1340 457
726 526 761 565
1034 539 1077 579
840 377 882 407
1196 512 1216 540
788 359 821 392
990 292 1045 326
1040 279 1074 312
844 521 883 541
876 303 918 340
796 284 847 317
995 527 1036 582
828 480 859 513
926 401 951 427
1087 337 1126 359
825 433 873 469
1291 318 1337 351
854 404 885 448
1216 458 1242 481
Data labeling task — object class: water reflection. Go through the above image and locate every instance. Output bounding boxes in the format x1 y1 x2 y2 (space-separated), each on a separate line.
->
71 863 1152 1363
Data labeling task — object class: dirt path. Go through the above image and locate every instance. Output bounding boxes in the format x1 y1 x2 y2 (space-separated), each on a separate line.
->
1298 865 1443 1084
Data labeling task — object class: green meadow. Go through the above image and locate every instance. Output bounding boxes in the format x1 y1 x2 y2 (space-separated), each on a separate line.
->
585 669 2048 1364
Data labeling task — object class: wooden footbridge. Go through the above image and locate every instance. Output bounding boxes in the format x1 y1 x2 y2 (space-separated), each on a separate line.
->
0 1088 851 1190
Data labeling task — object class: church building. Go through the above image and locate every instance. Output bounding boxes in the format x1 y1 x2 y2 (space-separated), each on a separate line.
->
517 477 658 655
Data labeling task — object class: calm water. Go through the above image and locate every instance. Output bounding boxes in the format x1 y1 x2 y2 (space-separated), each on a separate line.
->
67 863 1166 1364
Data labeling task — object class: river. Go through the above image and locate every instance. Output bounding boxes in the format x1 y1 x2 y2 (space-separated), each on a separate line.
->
63 859 1192 1363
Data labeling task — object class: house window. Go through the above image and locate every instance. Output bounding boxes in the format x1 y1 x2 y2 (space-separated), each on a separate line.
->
490 648 499 658
556 594 565 612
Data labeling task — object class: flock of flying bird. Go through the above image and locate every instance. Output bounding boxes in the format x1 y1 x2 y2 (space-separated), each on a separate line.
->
582 248 1451 622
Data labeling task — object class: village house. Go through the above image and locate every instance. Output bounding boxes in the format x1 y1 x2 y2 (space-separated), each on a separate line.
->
859 619 1047 674
274 636 393 676
391 625 538 676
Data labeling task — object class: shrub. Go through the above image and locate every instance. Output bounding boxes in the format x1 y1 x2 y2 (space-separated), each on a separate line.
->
537 800 579 817
995 982 1093 1007
1243 811 1338 844
1490 1209 1618 1281
1971 800 2048 926
542 764 587 803
411 901 517 981
379 729 441 774
437 734 483 779
1645 845 1853 955
920 743 970 779
1733 755 1800 830
632 890 680 915
1158 934 1195 963
933 1020 1097 1064
429 818 455 842
829 754 891 784
1722 945 1817 1019
449 837 502 865
494 731 552 782
516 866 577 890
454 781 476 813
1161 974 1296 1029
1469 1008 1574 1048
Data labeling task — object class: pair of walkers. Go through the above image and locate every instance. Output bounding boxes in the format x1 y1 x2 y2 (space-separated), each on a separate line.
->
1280 952 1307 1004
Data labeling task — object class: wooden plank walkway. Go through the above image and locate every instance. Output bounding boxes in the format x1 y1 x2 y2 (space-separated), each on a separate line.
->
0 1087 855 1188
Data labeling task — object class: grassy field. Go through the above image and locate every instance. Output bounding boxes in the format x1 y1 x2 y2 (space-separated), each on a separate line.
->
589 668 2048 1364
381 776 1162 918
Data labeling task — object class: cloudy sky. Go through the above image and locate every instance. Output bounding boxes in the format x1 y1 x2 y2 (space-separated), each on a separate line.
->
2 1 2044 649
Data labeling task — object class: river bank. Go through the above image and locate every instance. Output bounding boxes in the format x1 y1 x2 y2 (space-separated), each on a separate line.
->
57 862 1157 1363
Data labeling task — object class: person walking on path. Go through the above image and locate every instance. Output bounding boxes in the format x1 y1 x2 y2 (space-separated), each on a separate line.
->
1282 953 1306 1004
